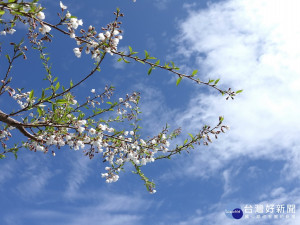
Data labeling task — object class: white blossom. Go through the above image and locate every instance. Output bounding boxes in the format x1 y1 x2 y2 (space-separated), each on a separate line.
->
89 128 96 135
36 145 45 152
78 126 85 133
39 25 51 34
107 128 114 133
113 30 119 36
98 33 105 41
0 31 6 35
99 124 107 131
66 12 71 18
37 11 45 20
91 89 95 93
73 48 81 58
70 32 75 38
150 190 156 194
112 38 119 46
140 139 146 146
59 1 67 10
7 29 16 35
105 31 111 38
70 18 83 29
78 120 87 126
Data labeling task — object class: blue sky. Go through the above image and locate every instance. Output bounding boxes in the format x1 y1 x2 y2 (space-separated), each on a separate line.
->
1 0 300 224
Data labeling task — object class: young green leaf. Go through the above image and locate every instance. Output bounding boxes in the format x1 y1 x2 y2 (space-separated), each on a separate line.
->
192 70 198 76
29 90 34 99
176 77 182 86
148 67 153 75
214 79 220 85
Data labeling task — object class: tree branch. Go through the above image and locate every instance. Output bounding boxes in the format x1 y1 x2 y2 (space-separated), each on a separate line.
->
0 109 39 142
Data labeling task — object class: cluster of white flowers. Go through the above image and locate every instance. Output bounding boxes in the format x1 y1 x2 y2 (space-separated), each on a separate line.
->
0 29 16 35
58 1 83 41
101 171 120 183
26 113 170 189
10 91 35 109
61 1 123 60
35 10 52 35
73 47 81 58
69 18 83 30
0 130 8 139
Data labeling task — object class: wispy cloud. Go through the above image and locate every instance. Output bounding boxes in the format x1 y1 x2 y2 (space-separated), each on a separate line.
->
154 0 170 10
0 162 14 188
172 0 300 180
13 154 54 199
64 154 91 199
6 192 152 225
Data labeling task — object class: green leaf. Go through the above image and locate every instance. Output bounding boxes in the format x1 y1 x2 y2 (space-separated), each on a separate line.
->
37 107 43 116
236 89 243 94
214 79 220 85
55 82 60 91
129 46 133 53
171 61 175 68
5 54 11 62
41 89 45 99
29 90 34 99
148 67 153 75
192 70 198 76
188 133 194 139
144 50 149 59
56 99 68 104
70 80 73 87
219 116 224 123
0 10 5 16
176 77 182 86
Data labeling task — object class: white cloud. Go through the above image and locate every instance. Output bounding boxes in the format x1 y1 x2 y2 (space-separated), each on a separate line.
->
154 0 170 10
221 168 240 198
14 154 54 199
65 193 151 225
3 191 151 225
0 163 14 187
173 0 300 179
113 47 128 70
64 154 91 199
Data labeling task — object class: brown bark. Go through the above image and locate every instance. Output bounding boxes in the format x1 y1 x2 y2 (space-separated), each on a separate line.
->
0 109 39 142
